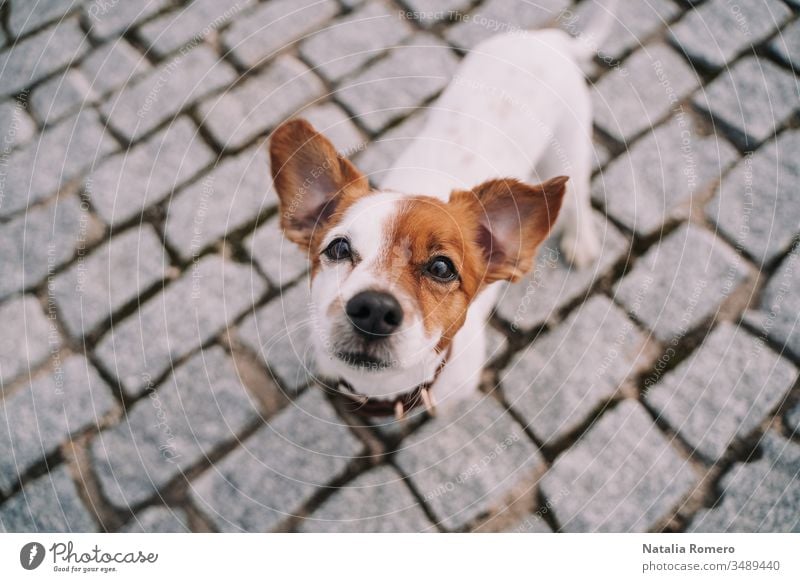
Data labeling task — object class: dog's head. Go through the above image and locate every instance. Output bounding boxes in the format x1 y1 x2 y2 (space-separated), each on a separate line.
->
269 119 566 398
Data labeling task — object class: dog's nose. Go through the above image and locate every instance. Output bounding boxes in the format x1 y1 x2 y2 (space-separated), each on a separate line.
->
345 291 403 340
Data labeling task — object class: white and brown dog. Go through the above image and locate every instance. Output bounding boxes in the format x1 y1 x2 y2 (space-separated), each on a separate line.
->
269 23 609 418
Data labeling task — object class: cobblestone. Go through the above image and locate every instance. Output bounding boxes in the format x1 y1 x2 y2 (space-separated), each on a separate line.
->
119 506 191 533
592 117 739 237
101 45 236 142
245 215 308 288
0 19 88 96
0 196 91 300
746 250 800 361
298 465 433 532
94 255 265 398
0 465 96 532
400 0 474 28
769 19 800 71
394 393 543 531
541 400 698 532
51 226 169 339
237 280 314 393
447 0 568 50
593 43 699 144
8 0 79 37
199 55 325 151
224 0 340 70
614 224 748 343
300 2 413 84
670 0 792 71
164 146 275 260
646 323 797 462
335 33 459 135
80 40 151 97
191 389 363 532
354 110 427 179
1 109 116 218
139 0 253 59
0 295 56 389
501 296 644 445
86 117 215 226
496 211 628 332
0 99 36 150
706 129 800 265
84 0 170 41
786 402 800 435
31 69 97 125
302 102 365 155
0 355 116 494
692 57 799 151
689 432 799 532
92 346 259 509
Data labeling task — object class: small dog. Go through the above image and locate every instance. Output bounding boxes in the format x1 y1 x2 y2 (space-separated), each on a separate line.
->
269 23 609 418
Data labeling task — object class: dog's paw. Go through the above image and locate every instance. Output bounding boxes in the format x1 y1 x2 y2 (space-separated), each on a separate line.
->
560 224 600 269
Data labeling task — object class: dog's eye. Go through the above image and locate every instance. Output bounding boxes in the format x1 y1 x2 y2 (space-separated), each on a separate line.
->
425 256 458 282
323 237 352 261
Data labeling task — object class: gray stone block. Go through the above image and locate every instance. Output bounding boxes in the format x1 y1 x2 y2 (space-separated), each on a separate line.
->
191 389 363 532
0 295 57 388
224 0 339 70
245 215 308 288
0 98 36 150
1 109 116 218
237 279 315 393
689 432 799 532
86 117 215 225
92 346 259 508
692 57 799 151
505 513 552 533
31 68 97 125
0 465 96 532
84 0 169 41
501 296 644 445
496 211 628 332
671 0 791 70
646 322 797 462
101 45 236 142
745 249 800 360
354 110 427 180
335 33 459 135
447 0 568 49
81 39 150 96
614 224 748 343
400 0 474 28
541 400 698 532
139 0 254 58
300 2 413 84
395 393 543 531
786 402 800 435
592 117 739 236
769 19 800 70
94 255 265 397
8 0 79 37
164 146 275 261
0 196 90 300
706 129 800 264
199 55 324 151
0 355 116 494
0 19 89 96
559 0 678 62
119 506 190 532
593 43 700 143
51 226 169 338
298 465 433 532
302 102 366 156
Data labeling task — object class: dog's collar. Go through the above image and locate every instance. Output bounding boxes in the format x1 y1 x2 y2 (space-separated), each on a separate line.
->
320 347 451 420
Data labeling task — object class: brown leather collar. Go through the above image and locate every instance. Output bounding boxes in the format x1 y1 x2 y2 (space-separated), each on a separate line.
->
320 348 451 419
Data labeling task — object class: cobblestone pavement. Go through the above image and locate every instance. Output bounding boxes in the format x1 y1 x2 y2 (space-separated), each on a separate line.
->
0 0 798 533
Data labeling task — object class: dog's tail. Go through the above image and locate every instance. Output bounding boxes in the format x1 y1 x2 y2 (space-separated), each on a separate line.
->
566 0 618 62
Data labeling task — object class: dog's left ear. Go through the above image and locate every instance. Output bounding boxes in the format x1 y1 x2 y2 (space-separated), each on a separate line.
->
269 118 369 250
456 176 567 283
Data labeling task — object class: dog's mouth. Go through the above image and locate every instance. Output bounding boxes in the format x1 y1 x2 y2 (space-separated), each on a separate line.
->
335 351 396 371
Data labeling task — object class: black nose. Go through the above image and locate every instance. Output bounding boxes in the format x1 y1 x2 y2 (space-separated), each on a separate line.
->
345 291 403 340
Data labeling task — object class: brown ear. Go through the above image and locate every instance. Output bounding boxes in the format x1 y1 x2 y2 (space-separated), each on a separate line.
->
269 118 368 250
458 176 567 283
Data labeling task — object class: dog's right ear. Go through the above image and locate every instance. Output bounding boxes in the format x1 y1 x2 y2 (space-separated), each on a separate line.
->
269 118 369 250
